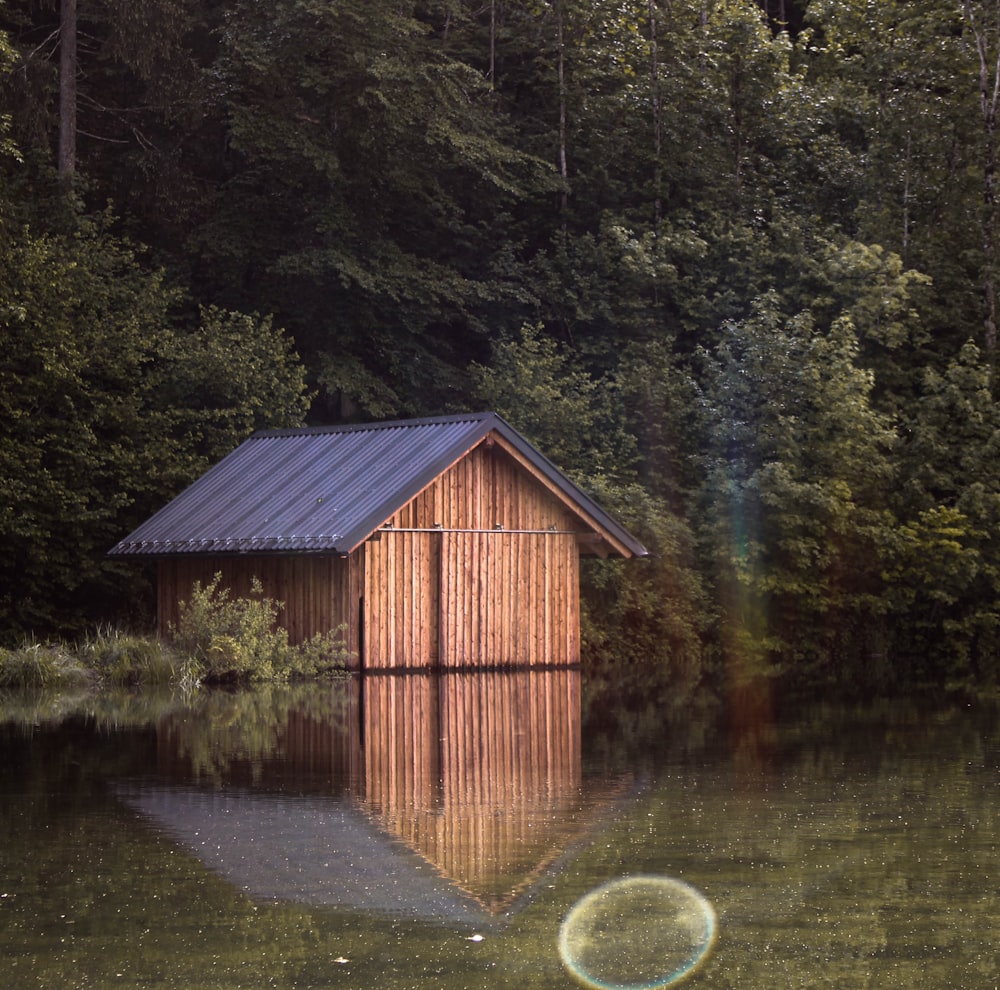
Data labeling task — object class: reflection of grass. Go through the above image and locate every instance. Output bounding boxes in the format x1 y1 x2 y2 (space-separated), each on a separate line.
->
159 681 357 783
0 683 99 725
0 677 356 756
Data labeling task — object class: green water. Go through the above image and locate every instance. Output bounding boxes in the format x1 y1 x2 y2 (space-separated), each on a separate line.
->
1 677 998 989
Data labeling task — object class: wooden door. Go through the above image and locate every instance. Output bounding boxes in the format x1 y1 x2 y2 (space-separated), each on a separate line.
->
439 531 579 667
363 531 440 669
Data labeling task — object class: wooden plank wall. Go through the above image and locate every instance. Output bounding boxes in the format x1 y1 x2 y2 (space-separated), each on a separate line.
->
440 531 578 666
364 442 582 668
363 532 440 667
157 554 361 663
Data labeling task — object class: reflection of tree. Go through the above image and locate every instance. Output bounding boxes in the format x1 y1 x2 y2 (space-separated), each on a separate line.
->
155 682 360 788
591 700 1000 989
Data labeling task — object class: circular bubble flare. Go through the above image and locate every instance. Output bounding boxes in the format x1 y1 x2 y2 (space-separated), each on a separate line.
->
558 875 717 990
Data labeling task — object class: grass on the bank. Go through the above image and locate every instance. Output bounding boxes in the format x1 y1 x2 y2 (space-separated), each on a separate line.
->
0 574 352 690
0 641 97 690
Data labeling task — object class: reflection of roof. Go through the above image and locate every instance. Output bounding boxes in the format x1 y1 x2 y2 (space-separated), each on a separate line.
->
117 784 489 925
108 412 647 558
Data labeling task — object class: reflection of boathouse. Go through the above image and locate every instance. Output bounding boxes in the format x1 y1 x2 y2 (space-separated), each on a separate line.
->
110 412 646 669
136 671 631 917
363 670 587 911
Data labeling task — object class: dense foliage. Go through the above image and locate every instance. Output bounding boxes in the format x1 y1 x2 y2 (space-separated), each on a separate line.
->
3 0 1000 696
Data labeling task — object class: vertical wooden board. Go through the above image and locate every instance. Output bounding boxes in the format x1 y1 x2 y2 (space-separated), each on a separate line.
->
362 531 440 669
363 538 382 668
495 533 506 662
568 537 580 662
454 533 465 663
442 533 453 664
285 557 299 642
409 532 436 668
373 537 387 668
454 533 470 666
349 546 363 666
550 537 562 664
402 532 413 661
446 533 463 666
392 533 405 662
483 532 494 663
158 558 177 636
458 538 470 664
478 534 489 664
515 534 529 661
494 537 506 663
407 533 419 662
387 533 398 662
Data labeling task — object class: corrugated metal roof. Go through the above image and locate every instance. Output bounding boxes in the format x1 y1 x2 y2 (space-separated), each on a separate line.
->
109 412 647 558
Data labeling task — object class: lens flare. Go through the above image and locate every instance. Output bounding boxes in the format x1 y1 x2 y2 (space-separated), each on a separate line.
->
558 876 716 989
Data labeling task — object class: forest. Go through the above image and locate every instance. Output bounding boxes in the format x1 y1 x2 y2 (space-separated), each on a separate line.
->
3 0 1000 699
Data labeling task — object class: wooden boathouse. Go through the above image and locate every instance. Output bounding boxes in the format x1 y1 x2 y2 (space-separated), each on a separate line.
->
109 412 646 670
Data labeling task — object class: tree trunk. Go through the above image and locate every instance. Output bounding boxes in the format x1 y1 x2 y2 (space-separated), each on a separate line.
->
58 0 77 180
489 0 496 89
557 0 568 220
649 0 662 231
966 0 1000 354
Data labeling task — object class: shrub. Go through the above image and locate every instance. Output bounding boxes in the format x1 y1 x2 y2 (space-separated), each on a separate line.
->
170 574 350 683
296 628 354 677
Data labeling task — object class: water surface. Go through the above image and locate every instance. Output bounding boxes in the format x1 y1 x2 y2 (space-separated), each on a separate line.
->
1 673 997 988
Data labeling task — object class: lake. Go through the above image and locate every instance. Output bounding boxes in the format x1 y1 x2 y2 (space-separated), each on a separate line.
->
1 669 997 989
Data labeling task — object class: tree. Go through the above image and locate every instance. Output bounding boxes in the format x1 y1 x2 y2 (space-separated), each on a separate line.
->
890 340 1000 683
964 0 1000 354
190 0 549 418
57 0 74 180
469 325 712 701
697 295 896 690
802 0 986 360
2 0 223 247
0 201 309 640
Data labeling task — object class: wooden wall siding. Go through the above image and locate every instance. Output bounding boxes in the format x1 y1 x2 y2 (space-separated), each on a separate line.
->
363 531 440 668
440 531 578 667
157 555 361 659
394 441 583 533
362 530 578 668
364 442 581 668
359 670 583 912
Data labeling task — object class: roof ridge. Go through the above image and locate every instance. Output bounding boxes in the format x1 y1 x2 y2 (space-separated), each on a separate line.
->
253 411 499 439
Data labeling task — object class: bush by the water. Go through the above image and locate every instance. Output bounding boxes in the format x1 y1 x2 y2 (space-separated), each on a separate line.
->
170 573 351 683
0 576 351 690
